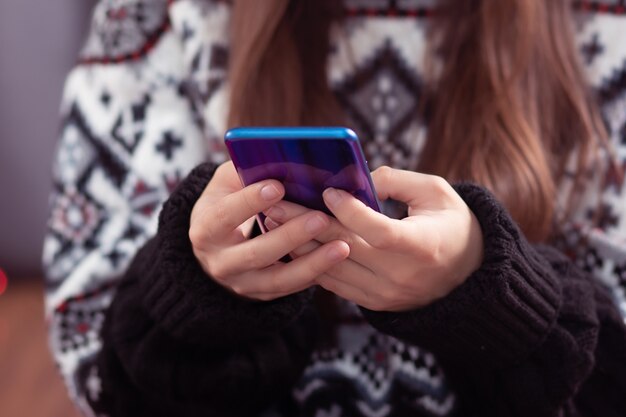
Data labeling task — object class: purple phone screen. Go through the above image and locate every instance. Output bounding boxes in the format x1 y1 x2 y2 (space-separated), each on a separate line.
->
226 137 380 219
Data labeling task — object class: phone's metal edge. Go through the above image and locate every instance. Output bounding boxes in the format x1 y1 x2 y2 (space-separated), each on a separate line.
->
349 140 383 212
224 126 382 213
225 127 358 141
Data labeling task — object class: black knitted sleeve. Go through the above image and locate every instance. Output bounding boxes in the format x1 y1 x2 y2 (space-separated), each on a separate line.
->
362 183 626 417
94 162 318 416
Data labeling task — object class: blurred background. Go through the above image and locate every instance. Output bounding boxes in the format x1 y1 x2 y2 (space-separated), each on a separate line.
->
0 0 91 415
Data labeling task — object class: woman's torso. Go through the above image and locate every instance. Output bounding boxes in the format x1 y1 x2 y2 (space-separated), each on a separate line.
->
69 0 626 415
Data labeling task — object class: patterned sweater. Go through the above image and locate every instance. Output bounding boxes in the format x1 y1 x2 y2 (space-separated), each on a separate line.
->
43 0 626 416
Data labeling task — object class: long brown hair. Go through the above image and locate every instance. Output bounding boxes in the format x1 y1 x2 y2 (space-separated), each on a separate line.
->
227 0 607 242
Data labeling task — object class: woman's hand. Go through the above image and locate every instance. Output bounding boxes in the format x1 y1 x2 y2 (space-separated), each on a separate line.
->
263 166 484 311
189 161 350 301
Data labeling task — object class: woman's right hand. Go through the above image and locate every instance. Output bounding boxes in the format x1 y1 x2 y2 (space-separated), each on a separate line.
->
189 161 350 301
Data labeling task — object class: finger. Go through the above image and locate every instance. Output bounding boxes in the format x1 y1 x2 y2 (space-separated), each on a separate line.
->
263 200 312 221
216 211 331 276
371 166 453 209
228 240 350 300
210 161 245 194
197 161 244 203
323 187 417 252
265 201 376 264
265 212 384 306
265 202 320 258
290 240 321 258
193 179 285 244
316 273 379 310
266 216 321 259
271 227 375 287
268 220 379 297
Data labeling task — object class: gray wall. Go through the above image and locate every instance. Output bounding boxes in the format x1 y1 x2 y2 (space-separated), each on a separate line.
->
0 0 92 278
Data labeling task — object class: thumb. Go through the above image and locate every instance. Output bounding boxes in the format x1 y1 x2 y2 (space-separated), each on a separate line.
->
371 166 451 209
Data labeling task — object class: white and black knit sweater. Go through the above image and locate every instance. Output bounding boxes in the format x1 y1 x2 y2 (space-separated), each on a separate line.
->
44 1 626 416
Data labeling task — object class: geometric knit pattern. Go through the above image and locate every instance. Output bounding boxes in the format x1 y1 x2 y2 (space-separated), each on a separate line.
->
293 302 455 417
43 0 626 416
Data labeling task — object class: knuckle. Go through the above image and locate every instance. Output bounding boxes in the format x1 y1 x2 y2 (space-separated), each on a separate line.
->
318 276 337 293
188 225 204 248
388 272 410 289
377 285 399 305
242 245 263 269
214 202 237 235
372 165 394 188
374 165 394 185
429 175 450 194
282 223 302 246
230 283 247 297
242 186 261 214
424 234 443 264
230 284 262 300
208 260 230 282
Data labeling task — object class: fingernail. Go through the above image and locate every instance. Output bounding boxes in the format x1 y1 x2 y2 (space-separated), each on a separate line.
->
305 215 327 234
265 206 285 221
261 184 280 201
327 246 346 262
323 188 342 207
265 217 280 230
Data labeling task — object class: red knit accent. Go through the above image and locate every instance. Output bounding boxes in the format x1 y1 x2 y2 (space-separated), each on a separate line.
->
77 323 90 334
79 0 175 65
573 1 626 14
344 7 434 18
344 2 626 17
53 282 118 313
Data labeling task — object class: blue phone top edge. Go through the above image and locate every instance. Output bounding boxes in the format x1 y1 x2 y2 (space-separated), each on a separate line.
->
225 127 358 141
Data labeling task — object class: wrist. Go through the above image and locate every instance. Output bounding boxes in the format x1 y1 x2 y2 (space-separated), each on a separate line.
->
361 183 561 368
139 162 314 347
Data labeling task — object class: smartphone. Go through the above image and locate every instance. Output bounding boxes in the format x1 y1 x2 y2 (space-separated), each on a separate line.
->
225 127 381 232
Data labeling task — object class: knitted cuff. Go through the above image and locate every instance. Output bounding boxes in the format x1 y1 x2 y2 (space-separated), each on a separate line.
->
361 183 562 368
140 162 313 347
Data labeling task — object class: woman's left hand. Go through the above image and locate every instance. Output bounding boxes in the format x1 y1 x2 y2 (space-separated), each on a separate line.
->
263 166 484 312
